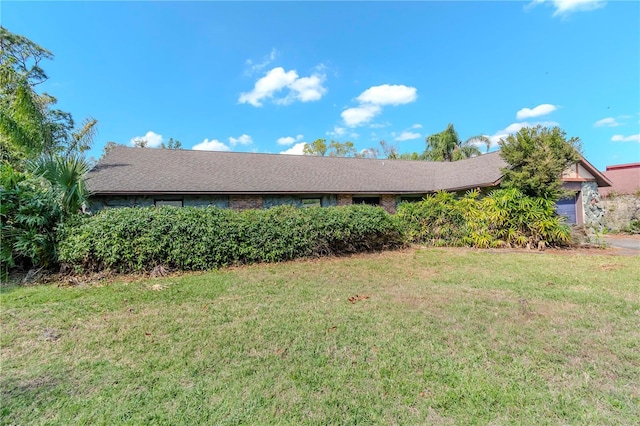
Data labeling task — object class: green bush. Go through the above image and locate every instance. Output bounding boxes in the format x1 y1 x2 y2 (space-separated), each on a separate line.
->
57 204 405 273
1 165 62 276
397 188 571 249
394 191 467 246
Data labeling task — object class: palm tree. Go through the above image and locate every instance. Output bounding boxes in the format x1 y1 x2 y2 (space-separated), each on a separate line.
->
29 154 90 215
423 124 490 162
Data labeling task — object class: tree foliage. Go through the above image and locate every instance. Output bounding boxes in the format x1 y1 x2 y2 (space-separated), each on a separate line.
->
303 139 357 157
423 123 489 162
303 138 328 156
397 188 572 248
0 27 97 165
161 137 182 149
498 125 581 201
1 27 96 274
1 166 62 273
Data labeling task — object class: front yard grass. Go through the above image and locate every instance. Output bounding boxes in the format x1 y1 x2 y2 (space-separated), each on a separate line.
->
1 248 639 424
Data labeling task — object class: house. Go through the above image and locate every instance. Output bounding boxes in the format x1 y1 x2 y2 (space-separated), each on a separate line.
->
598 163 640 232
86 146 610 226
598 163 640 197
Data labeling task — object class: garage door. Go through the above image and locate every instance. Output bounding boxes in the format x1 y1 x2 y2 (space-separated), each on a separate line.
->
555 196 577 225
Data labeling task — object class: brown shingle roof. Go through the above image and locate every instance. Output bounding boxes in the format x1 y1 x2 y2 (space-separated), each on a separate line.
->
86 146 508 195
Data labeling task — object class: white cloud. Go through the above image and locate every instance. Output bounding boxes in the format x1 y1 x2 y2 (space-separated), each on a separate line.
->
356 84 417 106
239 66 327 107
516 104 557 120
411 123 423 129
611 134 640 142
280 142 307 155
286 74 326 103
528 0 606 17
192 138 232 151
327 126 346 137
594 117 619 127
130 131 163 148
487 121 559 146
239 67 297 107
340 84 417 128
341 104 382 127
277 134 304 145
228 134 253 146
244 48 278 75
395 131 421 141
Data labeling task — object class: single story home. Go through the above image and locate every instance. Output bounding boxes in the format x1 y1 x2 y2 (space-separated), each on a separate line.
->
86 146 611 226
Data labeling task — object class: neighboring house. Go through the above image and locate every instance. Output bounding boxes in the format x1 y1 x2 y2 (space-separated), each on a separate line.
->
599 163 640 197
598 163 640 232
86 146 610 226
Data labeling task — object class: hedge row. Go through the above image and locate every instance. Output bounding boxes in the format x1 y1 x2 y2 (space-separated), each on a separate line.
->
396 188 572 248
57 204 405 273
57 189 572 274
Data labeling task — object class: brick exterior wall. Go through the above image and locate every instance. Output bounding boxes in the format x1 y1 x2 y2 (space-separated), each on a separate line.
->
229 195 263 210
337 194 352 206
381 195 397 214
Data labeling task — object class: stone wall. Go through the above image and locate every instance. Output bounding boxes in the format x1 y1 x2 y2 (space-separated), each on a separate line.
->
184 196 229 208
337 194 352 206
89 193 384 212
89 195 229 211
381 195 397 214
582 181 605 232
229 195 263 210
89 196 155 211
601 194 640 232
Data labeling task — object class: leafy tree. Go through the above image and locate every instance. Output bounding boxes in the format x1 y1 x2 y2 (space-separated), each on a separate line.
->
423 123 489 162
304 139 358 157
161 137 182 149
29 154 90 216
1 166 61 273
498 125 581 201
328 140 356 157
102 141 122 156
303 138 328 156
0 27 97 166
0 27 96 273
397 152 421 160
132 137 149 148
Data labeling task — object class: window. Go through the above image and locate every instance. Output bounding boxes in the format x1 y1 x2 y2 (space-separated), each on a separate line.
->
155 200 183 207
352 196 380 206
400 196 424 203
301 198 322 208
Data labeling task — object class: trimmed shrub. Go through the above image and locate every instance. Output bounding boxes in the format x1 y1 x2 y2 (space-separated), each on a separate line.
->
394 191 467 246
397 188 571 248
57 204 404 273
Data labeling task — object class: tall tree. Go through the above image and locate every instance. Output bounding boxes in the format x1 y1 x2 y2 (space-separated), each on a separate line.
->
303 138 328 156
498 125 581 201
304 139 358 157
423 123 490 162
0 27 97 272
0 26 97 166
328 140 356 157
161 138 182 149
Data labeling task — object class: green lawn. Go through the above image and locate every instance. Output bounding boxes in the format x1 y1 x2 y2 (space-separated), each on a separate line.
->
1 248 639 425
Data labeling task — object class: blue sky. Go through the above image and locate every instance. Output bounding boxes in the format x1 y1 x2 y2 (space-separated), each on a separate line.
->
3 1 639 170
